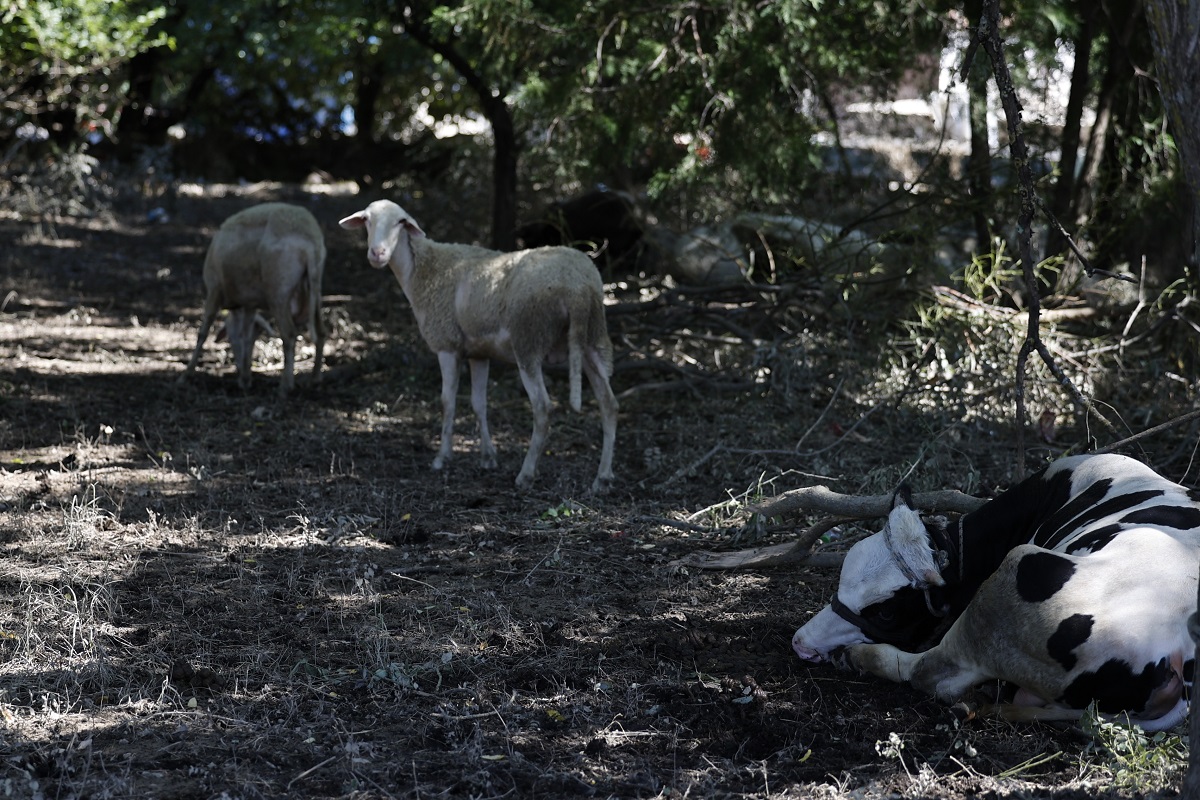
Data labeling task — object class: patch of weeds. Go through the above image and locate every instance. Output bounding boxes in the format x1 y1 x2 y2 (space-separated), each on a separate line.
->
1081 709 1187 792
689 470 794 532
540 501 582 523
369 656 451 692
63 484 108 550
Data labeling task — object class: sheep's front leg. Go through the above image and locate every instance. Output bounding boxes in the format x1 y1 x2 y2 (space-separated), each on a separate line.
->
433 351 460 471
181 291 221 382
516 362 552 490
468 358 497 469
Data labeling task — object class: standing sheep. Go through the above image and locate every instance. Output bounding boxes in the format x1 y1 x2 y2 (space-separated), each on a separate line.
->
339 199 618 493
181 202 326 397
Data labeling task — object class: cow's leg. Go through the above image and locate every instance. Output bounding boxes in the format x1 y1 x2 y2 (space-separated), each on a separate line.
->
841 641 992 705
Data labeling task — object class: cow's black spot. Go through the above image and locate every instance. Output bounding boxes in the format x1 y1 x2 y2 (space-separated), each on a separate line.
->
1060 656 1174 714
958 465 1073 587
1046 613 1093 671
1120 505 1200 530
1037 488 1165 550
1064 524 1123 554
1015 551 1076 602
1033 478 1112 548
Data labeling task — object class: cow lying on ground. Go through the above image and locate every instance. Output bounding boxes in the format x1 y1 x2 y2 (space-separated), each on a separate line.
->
792 454 1200 731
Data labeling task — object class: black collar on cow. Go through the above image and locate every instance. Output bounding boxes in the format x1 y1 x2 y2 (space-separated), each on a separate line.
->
830 594 893 643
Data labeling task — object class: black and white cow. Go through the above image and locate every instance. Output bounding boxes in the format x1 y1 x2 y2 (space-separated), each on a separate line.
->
792 453 1200 731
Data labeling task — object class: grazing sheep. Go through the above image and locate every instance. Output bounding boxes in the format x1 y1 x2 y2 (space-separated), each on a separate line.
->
181 202 326 397
339 199 618 493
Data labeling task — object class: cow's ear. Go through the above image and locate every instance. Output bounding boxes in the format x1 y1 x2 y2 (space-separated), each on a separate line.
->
884 496 946 588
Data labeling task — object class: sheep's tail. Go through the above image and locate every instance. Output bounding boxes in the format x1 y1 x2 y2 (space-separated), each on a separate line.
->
567 304 584 413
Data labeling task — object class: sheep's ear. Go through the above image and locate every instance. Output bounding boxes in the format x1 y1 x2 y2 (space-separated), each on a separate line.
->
400 217 426 238
338 211 367 230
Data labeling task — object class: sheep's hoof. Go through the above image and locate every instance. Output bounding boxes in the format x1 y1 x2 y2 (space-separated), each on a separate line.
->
590 475 614 495
432 456 448 471
480 454 497 470
515 472 535 492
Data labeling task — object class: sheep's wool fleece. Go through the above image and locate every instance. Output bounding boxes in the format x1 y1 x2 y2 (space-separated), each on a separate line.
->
406 237 604 357
220 203 322 241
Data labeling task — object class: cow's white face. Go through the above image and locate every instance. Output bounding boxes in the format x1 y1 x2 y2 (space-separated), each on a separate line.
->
793 490 949 662
792 532 910 661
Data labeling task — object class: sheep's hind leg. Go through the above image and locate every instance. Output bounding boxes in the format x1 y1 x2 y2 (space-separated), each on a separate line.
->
516 362 552 490
226 309 259 391
433 351 460 471
469 358 497 469
310 306 325 384
273 301 299 397
584 349 617 493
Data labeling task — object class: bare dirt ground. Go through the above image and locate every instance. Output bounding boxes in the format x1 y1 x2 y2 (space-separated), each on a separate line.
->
0 182 1192 799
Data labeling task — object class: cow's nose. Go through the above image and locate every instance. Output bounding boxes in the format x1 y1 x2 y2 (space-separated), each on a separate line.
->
792 640 824 662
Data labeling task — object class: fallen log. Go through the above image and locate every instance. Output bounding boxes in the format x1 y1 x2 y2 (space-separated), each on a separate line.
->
752 485 986 520
672 486 986 570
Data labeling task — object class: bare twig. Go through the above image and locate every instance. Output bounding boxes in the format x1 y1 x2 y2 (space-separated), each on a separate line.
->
1035 198 1136 283
1095 408 1200 456
287 755 339 791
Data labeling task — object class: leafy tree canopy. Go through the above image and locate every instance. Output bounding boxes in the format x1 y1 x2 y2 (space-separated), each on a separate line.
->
1 0 169 144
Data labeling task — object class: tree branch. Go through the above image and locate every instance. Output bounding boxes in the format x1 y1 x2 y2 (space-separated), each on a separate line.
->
751 485 986 520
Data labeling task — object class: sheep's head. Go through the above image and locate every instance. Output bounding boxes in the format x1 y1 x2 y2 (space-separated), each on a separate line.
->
338 200 426 269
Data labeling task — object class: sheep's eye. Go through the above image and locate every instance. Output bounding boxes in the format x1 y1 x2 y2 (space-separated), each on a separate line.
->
873 609 895 623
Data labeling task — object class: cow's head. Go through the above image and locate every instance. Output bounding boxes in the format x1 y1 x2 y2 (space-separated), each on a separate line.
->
792 485 954 662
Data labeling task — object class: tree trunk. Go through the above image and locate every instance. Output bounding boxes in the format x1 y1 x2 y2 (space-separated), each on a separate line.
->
484 93 519 251
963 0 993 251
1073 0 1140 237
1144 0 1200 275
399 10 519 251
1142 1 1200 794
354 56 385 146
114 49 163 162
1044 0 1096 268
